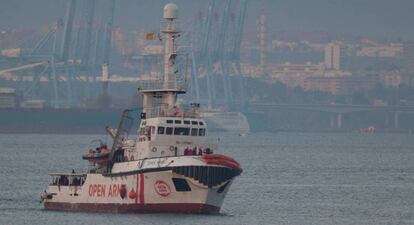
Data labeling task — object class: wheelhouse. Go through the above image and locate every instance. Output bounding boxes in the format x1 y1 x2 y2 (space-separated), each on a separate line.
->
138 117 207 142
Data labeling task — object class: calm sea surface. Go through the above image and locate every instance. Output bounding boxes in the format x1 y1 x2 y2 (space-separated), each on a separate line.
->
0 132 413 225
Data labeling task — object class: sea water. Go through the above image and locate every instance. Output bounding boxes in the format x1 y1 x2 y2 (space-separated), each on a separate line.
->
0 132 413 225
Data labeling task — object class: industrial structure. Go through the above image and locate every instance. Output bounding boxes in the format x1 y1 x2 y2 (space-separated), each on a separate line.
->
324 42 341 70
188 0 248 110
0 0 249 112
2 1 414 133
0 0 116 108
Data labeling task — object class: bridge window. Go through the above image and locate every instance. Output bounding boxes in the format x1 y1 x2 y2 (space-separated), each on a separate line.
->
175 120 182 124
157 126 165 135
191 121 198 125
174 127 190 135
190 128 198 136
166 127 173 135
166 120 173 124
172 178 191 192
184 120 190 125
199 128 206 136
199 121 204 126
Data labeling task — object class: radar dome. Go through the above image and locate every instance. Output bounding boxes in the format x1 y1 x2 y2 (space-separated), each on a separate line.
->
163 3 178 19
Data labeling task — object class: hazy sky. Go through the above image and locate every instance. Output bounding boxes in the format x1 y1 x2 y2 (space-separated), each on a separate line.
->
0 0 414 40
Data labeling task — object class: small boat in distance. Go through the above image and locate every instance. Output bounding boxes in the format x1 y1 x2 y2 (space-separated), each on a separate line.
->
358 126 376 133
201 110 250 135
40 3 242 214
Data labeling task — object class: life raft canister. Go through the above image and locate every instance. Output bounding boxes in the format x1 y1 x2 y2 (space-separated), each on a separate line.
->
202 154 242 171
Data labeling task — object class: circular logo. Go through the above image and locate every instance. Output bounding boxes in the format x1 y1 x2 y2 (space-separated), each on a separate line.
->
154 180 171 197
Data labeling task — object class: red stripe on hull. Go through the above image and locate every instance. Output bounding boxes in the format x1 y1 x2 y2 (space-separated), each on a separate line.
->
135 174 139 204
139 173 145 204
44 202 220 214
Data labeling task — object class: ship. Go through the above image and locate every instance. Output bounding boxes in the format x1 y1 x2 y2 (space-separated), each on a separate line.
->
40 3 242 214
201 110 250 134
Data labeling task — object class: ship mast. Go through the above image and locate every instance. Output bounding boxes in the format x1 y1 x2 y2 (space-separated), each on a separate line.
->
139 3 186 118
162 3 179 107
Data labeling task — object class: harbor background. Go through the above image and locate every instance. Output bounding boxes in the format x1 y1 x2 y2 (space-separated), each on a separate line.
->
1 132 413 225
1 0 414 223
2 0 414 134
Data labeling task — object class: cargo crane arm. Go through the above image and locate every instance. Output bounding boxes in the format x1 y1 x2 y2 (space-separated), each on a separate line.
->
0 61 48 75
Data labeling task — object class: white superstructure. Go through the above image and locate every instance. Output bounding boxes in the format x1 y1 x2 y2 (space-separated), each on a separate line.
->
41 3 242 214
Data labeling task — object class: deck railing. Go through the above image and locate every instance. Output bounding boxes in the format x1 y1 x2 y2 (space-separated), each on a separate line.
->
143 105 200 119
160 21 181 33
138 79 187 92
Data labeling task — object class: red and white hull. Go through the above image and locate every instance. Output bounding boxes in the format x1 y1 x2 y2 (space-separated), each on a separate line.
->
44 202 220 214
43 155 240 214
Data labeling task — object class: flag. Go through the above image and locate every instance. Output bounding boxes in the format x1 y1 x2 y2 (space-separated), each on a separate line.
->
146 32 154 40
